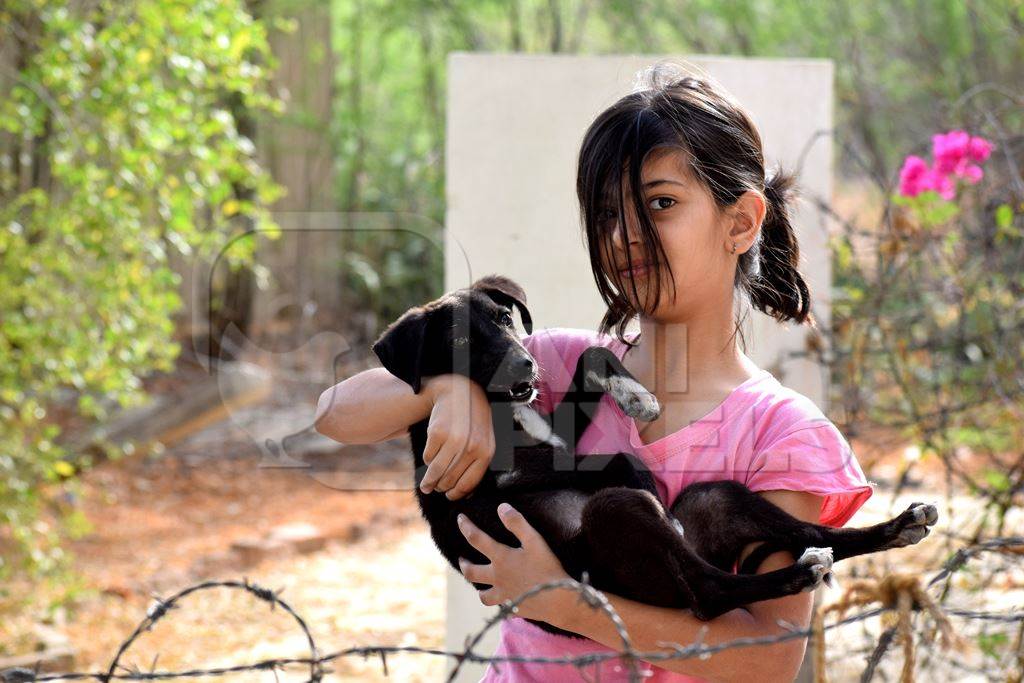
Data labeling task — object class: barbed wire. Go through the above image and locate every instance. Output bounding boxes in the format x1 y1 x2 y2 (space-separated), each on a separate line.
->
3 537 1024 683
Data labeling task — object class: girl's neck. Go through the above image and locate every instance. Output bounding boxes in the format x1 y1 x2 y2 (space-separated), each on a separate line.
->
624 308 761 400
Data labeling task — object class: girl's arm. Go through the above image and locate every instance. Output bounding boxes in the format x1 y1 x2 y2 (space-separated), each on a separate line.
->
315 367 441 444
315 369 498 500
457 490 823 683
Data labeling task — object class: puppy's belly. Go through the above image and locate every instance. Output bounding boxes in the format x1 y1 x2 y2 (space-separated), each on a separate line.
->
517 489 590 542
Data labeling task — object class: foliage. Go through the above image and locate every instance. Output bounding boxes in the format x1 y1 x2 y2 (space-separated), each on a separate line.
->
0 0 282 580
828 113 1023 531
325 0 1023 323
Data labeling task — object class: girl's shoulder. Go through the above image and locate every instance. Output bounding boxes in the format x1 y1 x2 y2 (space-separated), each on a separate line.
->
736 370 841 450
737 372 873 527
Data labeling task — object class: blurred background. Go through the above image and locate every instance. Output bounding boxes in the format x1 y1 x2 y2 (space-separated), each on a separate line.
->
1 1 1023 680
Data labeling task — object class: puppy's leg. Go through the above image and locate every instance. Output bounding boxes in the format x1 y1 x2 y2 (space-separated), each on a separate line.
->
551 346 659 450
580 487 832 620
578 347 660 421
670 481 938 571
812 501 938 561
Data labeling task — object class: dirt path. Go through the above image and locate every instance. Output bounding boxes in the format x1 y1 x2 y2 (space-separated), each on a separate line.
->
3 451 447 681
4 400 1019 681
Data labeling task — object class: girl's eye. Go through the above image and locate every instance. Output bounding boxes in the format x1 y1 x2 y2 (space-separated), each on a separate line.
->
648 196 676 211
597 207 617 222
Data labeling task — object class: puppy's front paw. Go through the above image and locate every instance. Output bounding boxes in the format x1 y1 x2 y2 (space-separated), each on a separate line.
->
602 378 659 421
622 386 661 422
796 546 834 591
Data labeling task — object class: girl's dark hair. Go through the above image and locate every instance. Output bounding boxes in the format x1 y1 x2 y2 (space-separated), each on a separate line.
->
576 61 811 345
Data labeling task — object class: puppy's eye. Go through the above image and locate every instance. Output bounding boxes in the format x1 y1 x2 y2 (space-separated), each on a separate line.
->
453 336 469 347
500 312 514 327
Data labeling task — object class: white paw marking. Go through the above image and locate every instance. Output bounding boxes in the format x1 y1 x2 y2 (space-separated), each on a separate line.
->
798 546 834 569
890 503 938 548
670 517 685 538
910 503 939 526
586 370 661 421
797 546 834 590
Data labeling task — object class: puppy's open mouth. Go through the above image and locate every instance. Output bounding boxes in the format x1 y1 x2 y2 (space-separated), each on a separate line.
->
508 382 535 402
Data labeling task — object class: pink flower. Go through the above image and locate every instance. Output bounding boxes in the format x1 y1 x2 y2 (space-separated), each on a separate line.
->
898 130 993 199
962 163 984 184
967 136 992 162
899 155 931 197
933 130 970 175
926 169 956 200
932 130 993 180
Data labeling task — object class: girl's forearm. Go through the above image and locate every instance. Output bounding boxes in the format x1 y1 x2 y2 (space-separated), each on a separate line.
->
545 556 813 682
315 367 438 443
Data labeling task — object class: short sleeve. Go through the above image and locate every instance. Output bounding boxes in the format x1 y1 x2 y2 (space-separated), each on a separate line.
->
744 422 874 528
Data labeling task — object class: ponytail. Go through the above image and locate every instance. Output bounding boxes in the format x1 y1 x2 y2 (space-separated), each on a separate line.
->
741 166 812 325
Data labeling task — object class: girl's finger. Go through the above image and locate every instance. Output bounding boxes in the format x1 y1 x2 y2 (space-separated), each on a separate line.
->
496 503 542 545
436 446 474 492
422 427 441 465
457 513 500 560
458 556 494 584
446 459 490 500
420 439 460 492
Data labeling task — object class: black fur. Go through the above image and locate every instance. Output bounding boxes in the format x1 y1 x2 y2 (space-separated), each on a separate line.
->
371 274 938 637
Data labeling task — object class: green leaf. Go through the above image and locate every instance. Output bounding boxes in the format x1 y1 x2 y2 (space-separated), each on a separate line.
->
996 204 1014 229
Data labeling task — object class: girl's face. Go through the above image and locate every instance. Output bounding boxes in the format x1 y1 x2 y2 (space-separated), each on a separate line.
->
599 148 739 323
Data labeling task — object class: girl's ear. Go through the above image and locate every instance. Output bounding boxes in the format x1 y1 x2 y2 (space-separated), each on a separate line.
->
372 307 431 394
471 274 533 334
726 190 767 254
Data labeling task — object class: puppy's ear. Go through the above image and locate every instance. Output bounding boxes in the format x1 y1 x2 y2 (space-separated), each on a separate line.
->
372 307 431 394
471 274 533 334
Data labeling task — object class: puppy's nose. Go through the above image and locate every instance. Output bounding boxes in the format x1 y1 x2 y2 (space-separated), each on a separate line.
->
515 356 534 372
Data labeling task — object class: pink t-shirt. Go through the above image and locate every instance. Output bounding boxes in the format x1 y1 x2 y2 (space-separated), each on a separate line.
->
479 327 873 683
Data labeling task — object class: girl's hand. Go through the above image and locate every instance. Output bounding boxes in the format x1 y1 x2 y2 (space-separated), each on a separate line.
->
420 374 496 500
456 503 572 623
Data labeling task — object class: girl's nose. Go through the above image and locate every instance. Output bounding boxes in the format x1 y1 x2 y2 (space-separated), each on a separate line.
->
610 210 641 251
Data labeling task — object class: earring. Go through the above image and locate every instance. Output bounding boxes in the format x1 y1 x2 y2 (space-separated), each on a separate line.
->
730 241 738 255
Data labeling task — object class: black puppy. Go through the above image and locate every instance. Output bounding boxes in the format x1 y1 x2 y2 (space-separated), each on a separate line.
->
371 274 938 638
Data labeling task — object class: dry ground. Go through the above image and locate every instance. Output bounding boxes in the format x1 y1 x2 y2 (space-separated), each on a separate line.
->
2 386 1021 682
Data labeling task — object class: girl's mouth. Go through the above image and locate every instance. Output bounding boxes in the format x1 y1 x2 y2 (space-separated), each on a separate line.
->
619 262 653 278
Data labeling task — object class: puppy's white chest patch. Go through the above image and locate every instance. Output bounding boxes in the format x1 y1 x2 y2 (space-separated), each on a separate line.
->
511 404 566 451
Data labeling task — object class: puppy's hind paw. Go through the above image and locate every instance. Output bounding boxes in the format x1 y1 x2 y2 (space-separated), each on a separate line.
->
910 502 939 526
797 546 834 592
887 502 939 549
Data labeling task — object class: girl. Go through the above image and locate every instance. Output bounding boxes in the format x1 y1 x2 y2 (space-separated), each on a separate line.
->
315 62 872 682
